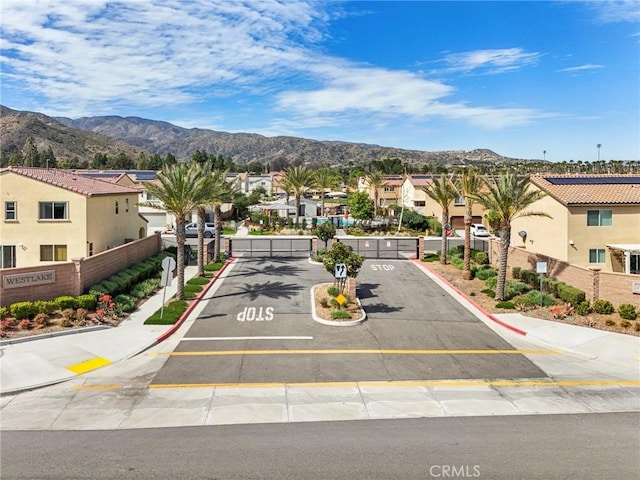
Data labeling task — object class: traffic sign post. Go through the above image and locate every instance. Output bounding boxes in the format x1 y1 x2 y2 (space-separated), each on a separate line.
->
334 263 347 294
160 256 177 319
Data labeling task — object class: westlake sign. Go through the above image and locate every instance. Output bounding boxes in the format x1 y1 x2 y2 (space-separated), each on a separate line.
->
3 270 56 289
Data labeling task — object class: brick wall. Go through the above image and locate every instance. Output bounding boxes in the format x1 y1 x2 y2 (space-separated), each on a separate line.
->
0 234 162 308
488 239 639 306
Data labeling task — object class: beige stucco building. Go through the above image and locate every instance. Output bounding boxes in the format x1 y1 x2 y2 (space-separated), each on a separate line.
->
0 167 147 269
510 174 640 275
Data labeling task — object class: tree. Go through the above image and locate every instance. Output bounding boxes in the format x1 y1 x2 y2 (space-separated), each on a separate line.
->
23 136 40 167
367 171 387 216
314 167 340 216
206 169 237 263
281 166 316 226
470 172 551 301
316 222 336 249
348 190 374 223
322 241 365 280
456 169 482 280
141 163 211 300
422 174 458 264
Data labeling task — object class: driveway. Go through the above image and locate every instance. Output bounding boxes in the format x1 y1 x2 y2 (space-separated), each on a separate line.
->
150 258 546 385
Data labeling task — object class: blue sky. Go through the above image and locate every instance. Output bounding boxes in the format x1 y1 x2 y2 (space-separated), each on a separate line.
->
1 1 638 162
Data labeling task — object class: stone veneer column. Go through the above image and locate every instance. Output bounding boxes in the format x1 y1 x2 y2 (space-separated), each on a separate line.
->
71 257 84 297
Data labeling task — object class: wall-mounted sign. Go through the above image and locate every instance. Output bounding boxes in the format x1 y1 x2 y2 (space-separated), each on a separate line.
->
3 270 56 289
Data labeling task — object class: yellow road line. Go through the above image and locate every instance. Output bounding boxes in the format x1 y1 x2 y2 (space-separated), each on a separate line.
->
148 379 640 389
66 356 111 374
149 349 562 357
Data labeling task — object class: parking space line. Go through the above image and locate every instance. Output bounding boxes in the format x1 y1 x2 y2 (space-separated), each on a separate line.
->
181 336 314 341
151 348 562 357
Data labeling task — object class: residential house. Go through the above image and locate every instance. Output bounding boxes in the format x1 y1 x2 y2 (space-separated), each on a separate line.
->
400 175 485 228
0 167 147 268
227 173 273 196
358 175 403 213
510 174 640 274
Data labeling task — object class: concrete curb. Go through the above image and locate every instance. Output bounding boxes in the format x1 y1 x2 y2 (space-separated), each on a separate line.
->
0 325 110 346
310 284 367 327
411 259 527 336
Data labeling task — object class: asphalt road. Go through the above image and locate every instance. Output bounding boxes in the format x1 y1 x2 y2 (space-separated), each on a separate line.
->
150 258 545 386
2 413 638 479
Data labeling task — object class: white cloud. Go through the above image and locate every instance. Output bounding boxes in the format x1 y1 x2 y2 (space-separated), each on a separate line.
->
589 0 640 23
558 64 604 73
440 48 541 75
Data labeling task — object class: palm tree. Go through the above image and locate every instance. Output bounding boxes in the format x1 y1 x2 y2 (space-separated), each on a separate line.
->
314 167 340 216
422 174 458 264
456 169 482 280
142 163 210 300
281 166 316 226
367 171 387 216
207 169 237 263
192 161 215 277
470 172 550 301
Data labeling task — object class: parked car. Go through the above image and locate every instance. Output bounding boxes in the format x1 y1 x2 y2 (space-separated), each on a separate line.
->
185 222 215 238
470 223 490 237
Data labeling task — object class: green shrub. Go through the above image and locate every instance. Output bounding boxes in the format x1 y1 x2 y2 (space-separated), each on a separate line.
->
513 291 556 307
422 253 439 262
450 257 464 270
575 301 592 316
33 313 49 329
476 267 497 281
0 306 8 319
617 304 637 320
114 294 136 313
593 299 614 315
131 278 160 299
101 280 119 295
455 244 465 256
540 278 561 297
495 301 516 309
473 251 489 265
33 300 56 314
10 301 35 320
327 286 339 297
512 267 521 279
54 296 77 310
503 281 529 300
187 276 209 285
331 309 352 320
204 261 224 272
481 288 495 298
88 282 109 296
145 300 188 325
485 276 497 289
519 269 539 287
75 294 97 311
557 283 586 306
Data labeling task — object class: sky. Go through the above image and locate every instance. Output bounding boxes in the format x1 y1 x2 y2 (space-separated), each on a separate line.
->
1 1 639 162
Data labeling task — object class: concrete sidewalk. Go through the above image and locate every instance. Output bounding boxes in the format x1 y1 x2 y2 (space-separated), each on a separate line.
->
0 265 203 395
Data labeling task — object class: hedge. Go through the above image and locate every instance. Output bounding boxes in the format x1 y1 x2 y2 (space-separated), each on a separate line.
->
557 283 586 305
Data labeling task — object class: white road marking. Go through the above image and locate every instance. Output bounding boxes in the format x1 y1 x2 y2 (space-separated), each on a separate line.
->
181 336 314 341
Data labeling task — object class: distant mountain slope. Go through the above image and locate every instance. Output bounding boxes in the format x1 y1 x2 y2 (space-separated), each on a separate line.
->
56 114 515 166
0 106 144 161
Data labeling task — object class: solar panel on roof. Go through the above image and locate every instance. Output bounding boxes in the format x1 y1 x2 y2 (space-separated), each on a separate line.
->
546 177 640 185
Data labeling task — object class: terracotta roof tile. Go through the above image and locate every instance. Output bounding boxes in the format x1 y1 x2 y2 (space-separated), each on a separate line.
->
1 167 140 196
530 174 640 206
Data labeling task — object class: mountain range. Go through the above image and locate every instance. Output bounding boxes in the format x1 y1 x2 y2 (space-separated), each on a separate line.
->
1 105 519 167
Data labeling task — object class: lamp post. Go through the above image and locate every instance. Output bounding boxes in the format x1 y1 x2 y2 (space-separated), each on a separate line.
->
543 150 546 161
597 144 601 162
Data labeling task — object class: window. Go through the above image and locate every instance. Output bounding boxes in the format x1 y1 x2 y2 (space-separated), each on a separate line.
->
125 198 129 212
5 201 16 220
414 201 426 207
454 196 465 206
146 192 158 201
40 244 67 262
39 202 68 220
88 242 93 256
1 245 16 268
384 186 395 192
587 209 612 226
589 248 606 263
115 200 119 214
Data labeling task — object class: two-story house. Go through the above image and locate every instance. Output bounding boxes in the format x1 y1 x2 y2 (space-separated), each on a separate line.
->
0 167 147 268
358 175 403 213
510 174 640 274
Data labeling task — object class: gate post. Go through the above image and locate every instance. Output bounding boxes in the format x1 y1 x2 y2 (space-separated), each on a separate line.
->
225 237 232 258
417 237 424 260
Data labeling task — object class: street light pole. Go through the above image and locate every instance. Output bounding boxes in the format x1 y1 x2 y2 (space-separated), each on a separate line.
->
543 150 546 161
597 144 601 162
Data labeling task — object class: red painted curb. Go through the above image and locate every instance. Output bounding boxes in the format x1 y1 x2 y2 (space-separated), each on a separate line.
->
411 259 528 336
155 258 235 344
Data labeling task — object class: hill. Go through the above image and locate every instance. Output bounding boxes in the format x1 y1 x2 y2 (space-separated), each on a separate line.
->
0 106 145 163
1 105 518 167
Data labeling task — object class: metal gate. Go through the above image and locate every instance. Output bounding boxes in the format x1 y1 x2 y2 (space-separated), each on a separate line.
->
229 236 314 258
330 237 420 259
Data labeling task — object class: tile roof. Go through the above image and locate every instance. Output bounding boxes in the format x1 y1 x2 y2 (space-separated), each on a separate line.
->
530 174 640 206
1 167 140 196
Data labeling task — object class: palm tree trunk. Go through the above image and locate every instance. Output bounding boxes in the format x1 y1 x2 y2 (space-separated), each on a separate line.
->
495 226 510 301
321 192 325 217
175 218 187 301
214 204 222 262
196 208 205 277
462 205 472 280
295 194 301 227
440 211 448 264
